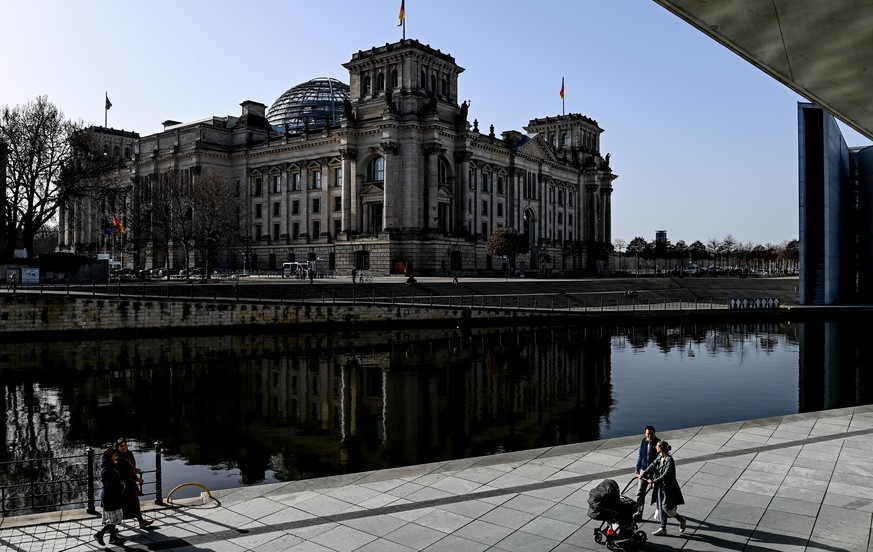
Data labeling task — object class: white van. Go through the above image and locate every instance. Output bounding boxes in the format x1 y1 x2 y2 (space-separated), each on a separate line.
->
282 262 307 278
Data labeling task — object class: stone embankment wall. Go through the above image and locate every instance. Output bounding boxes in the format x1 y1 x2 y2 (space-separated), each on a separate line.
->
0 294 537 335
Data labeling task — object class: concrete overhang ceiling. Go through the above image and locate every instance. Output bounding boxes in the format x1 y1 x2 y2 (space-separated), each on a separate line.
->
654 0 873 140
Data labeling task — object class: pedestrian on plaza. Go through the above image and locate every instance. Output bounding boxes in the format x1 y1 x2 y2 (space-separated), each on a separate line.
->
640 440 687 536
114 438 154 529
309 267 314 284
633 425 659 521
351 268 356 283
94 447 126 546
8 272 17 291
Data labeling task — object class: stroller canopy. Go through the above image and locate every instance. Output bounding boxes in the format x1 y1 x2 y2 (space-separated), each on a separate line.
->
587 479 623 520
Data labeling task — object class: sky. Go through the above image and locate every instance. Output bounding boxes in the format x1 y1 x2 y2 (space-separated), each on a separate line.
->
3 0 870 247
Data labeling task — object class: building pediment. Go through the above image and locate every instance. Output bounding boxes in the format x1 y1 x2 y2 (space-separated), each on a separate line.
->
361 184 384 197
516 134 558 163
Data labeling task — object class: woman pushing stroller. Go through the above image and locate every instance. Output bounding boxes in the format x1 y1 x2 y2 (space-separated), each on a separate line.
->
639 439 687 536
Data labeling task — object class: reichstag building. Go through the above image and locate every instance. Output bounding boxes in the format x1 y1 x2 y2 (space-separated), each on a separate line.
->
59 39 616 276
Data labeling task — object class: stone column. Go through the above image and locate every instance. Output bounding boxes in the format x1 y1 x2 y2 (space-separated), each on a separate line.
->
380 141 400 232
453 151 471 235
339 148 357 235
602 178 613 245
423 144 443 233
58 203 67 249
301 160 311 239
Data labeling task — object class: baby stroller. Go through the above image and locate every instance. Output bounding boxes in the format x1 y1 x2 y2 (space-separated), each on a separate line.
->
587 478 648 550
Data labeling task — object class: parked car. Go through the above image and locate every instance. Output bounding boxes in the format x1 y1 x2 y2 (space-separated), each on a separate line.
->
111 267 136 280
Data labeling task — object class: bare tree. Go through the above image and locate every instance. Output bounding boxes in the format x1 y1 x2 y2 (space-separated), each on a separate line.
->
613 238 627 271
191 171 240 277
148 169 239 278
1 96 79 259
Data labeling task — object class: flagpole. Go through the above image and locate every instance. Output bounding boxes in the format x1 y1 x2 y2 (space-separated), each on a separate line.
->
398 0 406 40
104 91 108 127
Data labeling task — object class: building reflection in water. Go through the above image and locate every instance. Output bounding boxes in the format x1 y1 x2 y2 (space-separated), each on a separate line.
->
1 322 870 497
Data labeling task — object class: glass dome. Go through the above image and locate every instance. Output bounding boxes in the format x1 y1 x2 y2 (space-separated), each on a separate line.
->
267 77 350 132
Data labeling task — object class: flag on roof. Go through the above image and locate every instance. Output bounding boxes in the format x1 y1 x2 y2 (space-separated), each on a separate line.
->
105 93 112 110
111 216 125 234
559 77 564 100
398 0 405 26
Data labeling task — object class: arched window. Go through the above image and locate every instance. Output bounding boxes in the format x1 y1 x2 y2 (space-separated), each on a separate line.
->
124 147 131 159
440 78 447 96
391 69 398 88
363 75 371 94
367 156 385 182
431 74 437 92
421 70 426 89
438 158 449 184
377 72 385 91
551 134 558 148
561 132 569 146
113 145 120 156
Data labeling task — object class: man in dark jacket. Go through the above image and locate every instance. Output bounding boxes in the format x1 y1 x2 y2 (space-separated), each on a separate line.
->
633 425 659 521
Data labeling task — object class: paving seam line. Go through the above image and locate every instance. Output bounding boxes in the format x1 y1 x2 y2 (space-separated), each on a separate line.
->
66 425 873 551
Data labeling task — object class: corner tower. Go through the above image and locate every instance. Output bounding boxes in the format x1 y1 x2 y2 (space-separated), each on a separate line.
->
343 39 465 123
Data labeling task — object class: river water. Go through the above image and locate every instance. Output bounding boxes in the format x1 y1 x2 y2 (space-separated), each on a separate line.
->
1 320 870 505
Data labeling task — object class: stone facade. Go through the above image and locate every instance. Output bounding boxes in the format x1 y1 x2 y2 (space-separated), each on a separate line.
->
56 127 139 255
64 39 616 276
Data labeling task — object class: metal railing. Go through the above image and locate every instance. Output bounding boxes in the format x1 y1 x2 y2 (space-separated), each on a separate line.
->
0 442 164 517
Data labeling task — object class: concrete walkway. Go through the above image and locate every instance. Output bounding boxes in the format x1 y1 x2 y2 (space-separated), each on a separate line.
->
2 405 872 552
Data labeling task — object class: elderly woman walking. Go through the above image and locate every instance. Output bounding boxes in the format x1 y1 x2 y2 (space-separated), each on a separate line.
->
640 440 687 536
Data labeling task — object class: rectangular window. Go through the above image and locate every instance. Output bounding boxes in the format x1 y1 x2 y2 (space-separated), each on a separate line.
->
313 220 321 237
272 175 281 193
255 224 262 239
292 222 299 239
334 168 342 187
312 198 320 213
273 202 280 217
569 192 575 206
255 204 262 218
558 212 563 224
333 219 341 237
497 176 504 194
481 222 488 239
481 173 489 192
292 173 301 191
253 177 262 196
273 223 280 240
481 200 488 215
558 190 565 205
312 171 321 189
569 213 574 225
497 202 503 217
333 196 341 211
292 200 299 215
